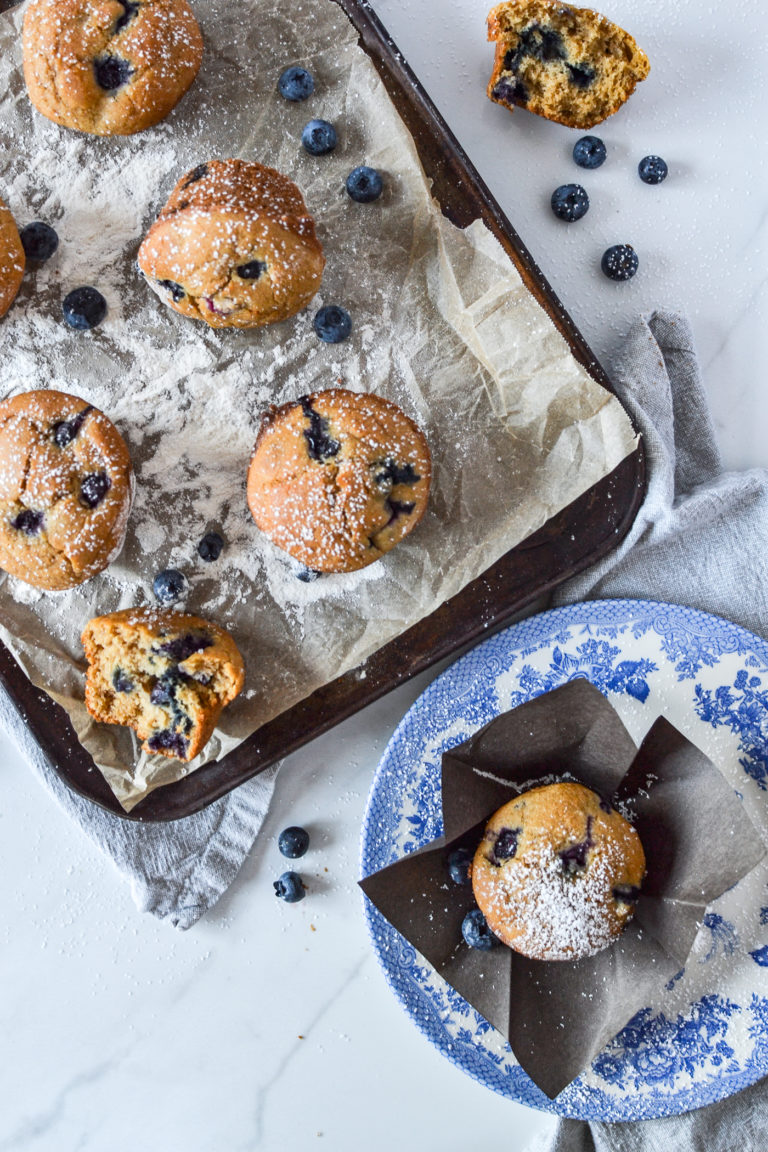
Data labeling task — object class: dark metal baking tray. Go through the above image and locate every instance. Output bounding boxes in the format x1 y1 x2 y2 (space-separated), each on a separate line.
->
0 0 645 820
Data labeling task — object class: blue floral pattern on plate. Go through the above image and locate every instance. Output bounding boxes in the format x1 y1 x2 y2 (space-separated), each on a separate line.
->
360 600 768 1120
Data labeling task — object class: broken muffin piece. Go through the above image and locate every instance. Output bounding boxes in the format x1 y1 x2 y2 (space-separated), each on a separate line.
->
487 0 650 130
82 608 245 762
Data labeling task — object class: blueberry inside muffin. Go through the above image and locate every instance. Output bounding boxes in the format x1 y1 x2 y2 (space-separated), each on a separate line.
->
82 609 245 762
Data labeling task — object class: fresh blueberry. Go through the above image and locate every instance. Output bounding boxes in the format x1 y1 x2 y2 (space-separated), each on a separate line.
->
461 908 497 950
274 871 305 902
62 286 107 330
279 66 315 102
278 826 310 858
550 184 589 222
198 532 224 562
313 305 351 343
301 119 337 156
601 244 639 281
447 847 472 886
20 222 59 262
638 155 668 185
345 166 383 203
79 471 111 509
153 568 187 604
573 135 606 169
93 56 133 91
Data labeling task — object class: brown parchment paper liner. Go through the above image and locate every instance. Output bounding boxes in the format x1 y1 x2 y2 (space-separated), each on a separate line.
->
0 0 636 810
359 681 766 1098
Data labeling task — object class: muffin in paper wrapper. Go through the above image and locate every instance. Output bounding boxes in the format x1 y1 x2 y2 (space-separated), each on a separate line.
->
360 680 766 1098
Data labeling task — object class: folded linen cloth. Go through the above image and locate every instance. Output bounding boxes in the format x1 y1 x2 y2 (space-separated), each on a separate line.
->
528 308 768 1147
0 684 279 929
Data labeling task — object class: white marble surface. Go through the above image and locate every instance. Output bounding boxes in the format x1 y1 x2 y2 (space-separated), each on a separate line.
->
1 0 766 1148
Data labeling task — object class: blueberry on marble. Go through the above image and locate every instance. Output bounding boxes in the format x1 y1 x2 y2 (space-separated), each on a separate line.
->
346 166 383 204
279 66 314 102
52 406 93 448
79 471 111 509
274 871 305 902
601 244 639 281
236 260 267 280
153 568 187 604
147 729 189 758
613 885 642 903
93 56 133 91
158 279 185 302
447 847 472 886
638 155 668 185
279 826 310 858
11 508 43 535
301 119 337 156
112 668 134 693
550 184 589 222
115 0 139 32
300 397 341 460
313 305 351 344
20 222 59 262
573 135 606 169
198 532 224 562
461 908 497 950
62 286 107 330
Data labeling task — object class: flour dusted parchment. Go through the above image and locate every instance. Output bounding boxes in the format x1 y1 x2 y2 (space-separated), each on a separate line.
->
0 0 637 810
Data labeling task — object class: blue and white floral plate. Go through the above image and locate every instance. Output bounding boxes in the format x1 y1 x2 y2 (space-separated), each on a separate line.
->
360 600 768 1121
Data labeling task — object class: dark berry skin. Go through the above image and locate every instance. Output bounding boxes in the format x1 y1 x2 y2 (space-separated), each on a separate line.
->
274 871 305 902
573 135 606 169
301 119 337 156
447 847 472 886
461 908 497 950
198 532 224 562
11 509 43 535
550 184 589 222
313 305 351 344
62 286 107 330
601 244 639 281
20 222 59 262
80 471 111 508
279 66 314 102
346 166 383 203
279 826 310 859
153 568 187 604
638 155 668 185
93 56 133 91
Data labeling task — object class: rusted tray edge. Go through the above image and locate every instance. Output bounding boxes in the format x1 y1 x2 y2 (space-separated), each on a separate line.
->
0 0 645 820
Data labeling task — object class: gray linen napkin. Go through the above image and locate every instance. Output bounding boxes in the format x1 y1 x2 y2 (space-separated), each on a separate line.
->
528 307 768 1146
0 686 279 929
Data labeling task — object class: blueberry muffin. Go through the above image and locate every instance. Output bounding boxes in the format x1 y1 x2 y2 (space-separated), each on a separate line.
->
471 782 645 960
487 1 650 129
0 390 133 591
0 198 25 319
82 608 245 762
22 0 203 136
137 159 325 328
247 389 431 573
